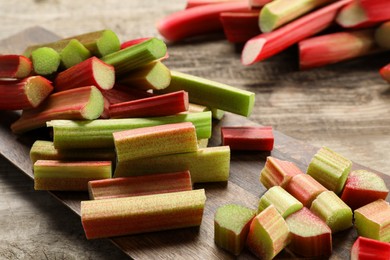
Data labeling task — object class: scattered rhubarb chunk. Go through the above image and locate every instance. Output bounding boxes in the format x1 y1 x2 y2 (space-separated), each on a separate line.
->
260 156 302 189
59 39 92 69
351 236 390 260
380 63 390 83
221 126 274 151
219 11 261 43
375 21 390 49
214 204 256 255
354 199 390 242
31 47 61 75
81 189 206 239
0 55 32 79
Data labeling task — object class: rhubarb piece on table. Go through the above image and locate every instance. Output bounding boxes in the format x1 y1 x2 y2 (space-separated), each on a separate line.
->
258 186 303 218
214 204 256 256
241 0 352 65
354 199 390 242
11 85 104 134
59 39 92 69
81 189 206 239
114 146 230 183
307 146 352 194
88 171 192 200
375 21 390 49
113 122 198 161
310 190 353 233
0 55 32 79
157 70 255 117
285 173 328 207
102 83 153 105
260 156 302 189
48 111 212 149
0 76 53 110
54 57 115 92
219 11 261 43
34 160 111 191
31 47 61 76
351 236 390 260
246 205 291 260
285 207 332 258
221 126 274 151
380 63 390 83
340 170 389 210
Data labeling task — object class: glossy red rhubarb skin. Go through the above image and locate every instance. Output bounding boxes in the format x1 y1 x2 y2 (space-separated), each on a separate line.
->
0 55 32 79
102 84 154 105
220 11 261 43
157 2 250 42
260 156 302 189
221 126 274 151
109 90 189 118
286 174 328 207
351 236 390 260
380 63 390 83
241 0 353 65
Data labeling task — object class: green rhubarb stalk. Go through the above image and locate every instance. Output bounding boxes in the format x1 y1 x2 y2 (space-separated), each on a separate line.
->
81 189 206 239
31 47 61 76
157 70 255 117
48 111 212 149
59 39 92 69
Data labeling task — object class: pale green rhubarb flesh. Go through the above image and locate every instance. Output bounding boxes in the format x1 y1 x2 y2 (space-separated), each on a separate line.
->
0 55 32 79
59 39 92 69
88 171 192 200
214 204 256 256
31 47 61 76
11 85 104 134
34 160 111 191
81 189 206 239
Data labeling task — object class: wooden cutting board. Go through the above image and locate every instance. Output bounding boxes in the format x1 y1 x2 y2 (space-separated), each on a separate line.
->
0 27 389 259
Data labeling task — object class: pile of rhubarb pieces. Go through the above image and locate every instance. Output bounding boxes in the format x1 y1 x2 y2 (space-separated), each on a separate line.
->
158 0 390 82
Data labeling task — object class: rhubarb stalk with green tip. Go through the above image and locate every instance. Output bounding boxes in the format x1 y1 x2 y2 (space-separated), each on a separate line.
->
260 156 302 189
59 39 92 69
31 47 61 76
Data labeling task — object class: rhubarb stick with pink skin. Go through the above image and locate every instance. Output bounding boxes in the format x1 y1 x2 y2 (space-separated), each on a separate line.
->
0 55 32 79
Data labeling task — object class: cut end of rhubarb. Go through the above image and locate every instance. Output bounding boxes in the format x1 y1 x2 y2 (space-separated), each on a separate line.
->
259 5 278 33
15 56 33 78
335 1 367 28
81 86 105 119
144 62 171 90
95 30 121 57
92 58 115 90
31 47 61 75
25 76 54 108
241 37 266 65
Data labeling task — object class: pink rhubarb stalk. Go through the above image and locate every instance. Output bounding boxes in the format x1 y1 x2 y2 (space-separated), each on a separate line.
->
120 37 152 49
0 55 32 79
220 11 261 43
380 63 390 83
260 156 302 189
221 126 274 151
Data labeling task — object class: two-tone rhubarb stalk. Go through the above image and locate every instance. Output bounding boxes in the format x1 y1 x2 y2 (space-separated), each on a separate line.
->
351 236 390 260
380 63 390 83
219 11 261 43
0 55 32 79
221 126 274 151
260 156 302 189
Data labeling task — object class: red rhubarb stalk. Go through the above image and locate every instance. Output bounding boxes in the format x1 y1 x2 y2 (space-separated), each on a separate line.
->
241 0 352 65
351 236 390 260
220 11 261 43
186 0 246 9
102 84 154 105
221 126 274 151
0 55 32 79
380 63 390 83
157 2 250 42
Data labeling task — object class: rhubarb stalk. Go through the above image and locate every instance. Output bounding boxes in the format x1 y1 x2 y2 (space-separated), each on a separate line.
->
375 21 390 49
221 126 274 151
186 0 246 9
31 47 61 76
351 236 390 260
260 156 302 189
219 11 261 43
380 63 390 83
0 55 32 79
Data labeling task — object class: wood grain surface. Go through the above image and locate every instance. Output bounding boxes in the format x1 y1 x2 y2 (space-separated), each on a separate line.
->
0 1 389 259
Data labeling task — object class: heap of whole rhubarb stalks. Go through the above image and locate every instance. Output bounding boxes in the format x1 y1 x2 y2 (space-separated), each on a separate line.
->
157 0 390 83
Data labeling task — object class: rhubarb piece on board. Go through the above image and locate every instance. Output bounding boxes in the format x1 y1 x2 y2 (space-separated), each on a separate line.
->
380 63 390 83
340 170 389 210
286 207 332 258
81 189 206 239
0 55 32 79
260 156 302 189
286 173 328 207
54 57 115 92
219 11 261 43
59 39 92 69
221 126 274 151
34 160 111 191
307 146 352 194
258 186 303 218
88 171 192 200
310 190 353 233
354 199 390 242
31 47 61 76
0 76 53 110
214 204 256 255
246 205 291 260
11 85 104 134
375 21 390 49
351 236 390 260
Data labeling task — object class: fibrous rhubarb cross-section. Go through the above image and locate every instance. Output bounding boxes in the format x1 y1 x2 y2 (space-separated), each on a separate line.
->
260 156 302 189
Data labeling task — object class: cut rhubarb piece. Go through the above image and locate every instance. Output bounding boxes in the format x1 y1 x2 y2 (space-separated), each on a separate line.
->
260 156 302 189
101 38 167 76
88 171 192 200
241 0 352 65
306 146 352 194
197 138 209 148
0 76 53 110
11 85 104 134
299 29 381 70
285 173 328 207
157 70 255 117
380 63 390 83
81 189 206 239
220 11 261 43
354 199 390 242
114 146 230 183
246 205 291 260
285 207 332 258
102 84 154 105
214 204 256 255
375 21 390 49
340 170 389 210
249 0 273 8
258 186 303 218
186 0 246 9
54 57 115 92
221 126 274 151
310 190 353 233
113 122 198 161
0 55 32 79
31 47 61 76
351 236 390 260
120 37 151 49
210 107 225 120
59 39 92 69
109 91 188 118
34 160 111 191
48 111 212 149
157 2 250 42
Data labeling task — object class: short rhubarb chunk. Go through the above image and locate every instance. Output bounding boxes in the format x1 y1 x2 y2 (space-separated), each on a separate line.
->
59 39 92 69
221 126 274 151
286 174 328 207
380 63 390 83
286 207 332 258
34 160 111 191
246 205 291 260
214 204 256 255
354 199 390 242
0 55 32 79
351 236 390 260
81 189 206 239
31 47 61 75
375 21 390 49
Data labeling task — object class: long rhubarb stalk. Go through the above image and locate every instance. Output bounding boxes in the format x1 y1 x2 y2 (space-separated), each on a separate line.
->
0 55 32 79
380 63 390 83
221 126 274 151
351 236 390 260
220 11 261 43
102 84 154 105
241 0 352 65
249 0 273 8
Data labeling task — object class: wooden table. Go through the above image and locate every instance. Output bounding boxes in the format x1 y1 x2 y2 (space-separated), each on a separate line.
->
0 0 389 259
